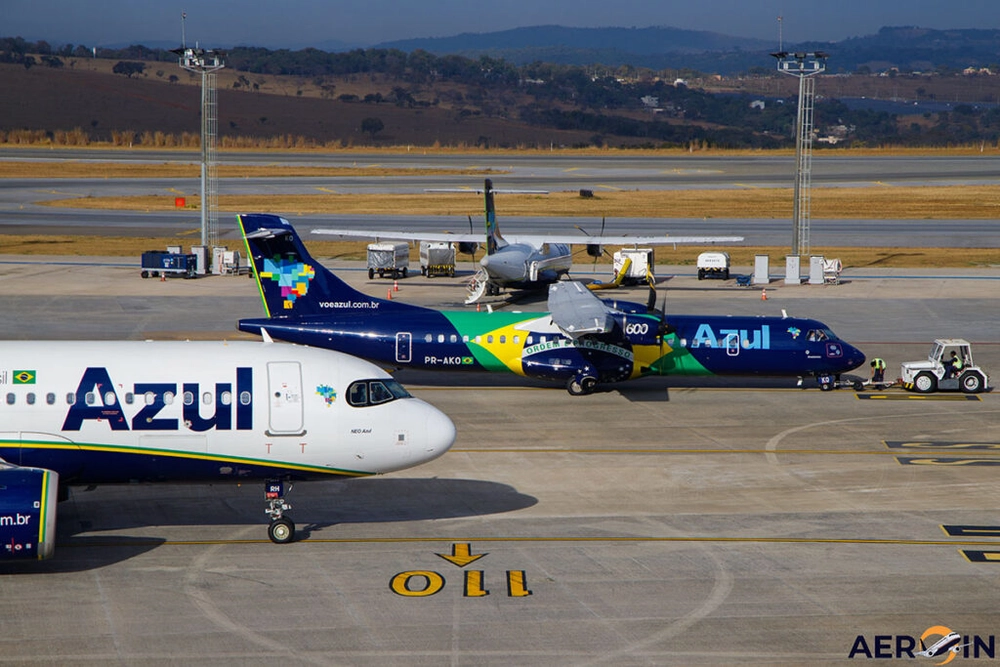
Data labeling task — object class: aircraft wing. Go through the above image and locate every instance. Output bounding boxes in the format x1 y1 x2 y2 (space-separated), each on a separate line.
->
312 229 484 243
547 281 615 339
313 229 742 246
503 234 744 246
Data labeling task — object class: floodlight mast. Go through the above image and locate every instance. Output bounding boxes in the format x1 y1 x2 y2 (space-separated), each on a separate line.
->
771 51 827 256
176 45 225 254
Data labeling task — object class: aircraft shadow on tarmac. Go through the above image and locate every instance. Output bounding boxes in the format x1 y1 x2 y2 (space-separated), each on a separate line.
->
0 478 538 573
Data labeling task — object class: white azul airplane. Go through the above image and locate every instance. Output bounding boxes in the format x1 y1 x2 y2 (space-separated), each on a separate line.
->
312 178 744 303
0 340 455 559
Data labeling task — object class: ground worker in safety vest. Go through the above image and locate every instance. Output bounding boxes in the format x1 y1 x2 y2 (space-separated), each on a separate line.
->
945 350 964 377
870 357 886 383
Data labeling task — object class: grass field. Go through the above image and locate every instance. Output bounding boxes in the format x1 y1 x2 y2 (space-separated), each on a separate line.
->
39 185 1000 220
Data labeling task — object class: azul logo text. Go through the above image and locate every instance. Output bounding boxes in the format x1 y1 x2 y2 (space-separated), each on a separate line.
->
62 367 253 432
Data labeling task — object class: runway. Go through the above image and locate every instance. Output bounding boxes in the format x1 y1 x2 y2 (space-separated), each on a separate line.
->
1 255 998 664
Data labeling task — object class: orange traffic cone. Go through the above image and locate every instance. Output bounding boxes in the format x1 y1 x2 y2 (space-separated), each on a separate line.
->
387 288 392 300
160 273 166 282
393 279 399 292
761 288 767 301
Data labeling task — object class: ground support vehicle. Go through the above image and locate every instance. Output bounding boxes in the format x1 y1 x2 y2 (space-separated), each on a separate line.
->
612 248 654 285
900 338 989 394
697 251 731 280
367 242 410 279
419 242 456 277
140 250 197 278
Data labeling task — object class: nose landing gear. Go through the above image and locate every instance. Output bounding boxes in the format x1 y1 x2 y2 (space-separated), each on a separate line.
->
265 479 295 544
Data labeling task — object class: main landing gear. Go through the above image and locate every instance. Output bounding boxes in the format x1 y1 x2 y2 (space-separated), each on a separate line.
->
265 479 295 544
566 374 598 396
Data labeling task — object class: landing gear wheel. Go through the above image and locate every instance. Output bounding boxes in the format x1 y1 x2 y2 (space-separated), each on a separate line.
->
852 379 864 391
268 517 295 544
913 371 937 394
567 375 597 396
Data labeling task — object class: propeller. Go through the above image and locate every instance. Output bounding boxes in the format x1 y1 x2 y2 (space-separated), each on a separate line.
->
645 268 675 339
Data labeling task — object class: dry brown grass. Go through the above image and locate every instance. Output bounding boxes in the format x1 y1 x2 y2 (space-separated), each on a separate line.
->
0 161 497 179
1 235 995 268
39 185 1000 219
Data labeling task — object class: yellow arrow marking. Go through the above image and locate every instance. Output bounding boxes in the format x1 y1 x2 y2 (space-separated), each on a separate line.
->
436 542 487 568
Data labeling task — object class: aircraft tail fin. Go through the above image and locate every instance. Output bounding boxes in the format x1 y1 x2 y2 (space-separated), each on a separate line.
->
237 213 407 319
483 178 506 255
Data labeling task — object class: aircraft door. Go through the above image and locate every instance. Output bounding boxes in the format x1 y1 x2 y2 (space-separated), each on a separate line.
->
267 361 304 435
725 332 740 357
395 332 412 363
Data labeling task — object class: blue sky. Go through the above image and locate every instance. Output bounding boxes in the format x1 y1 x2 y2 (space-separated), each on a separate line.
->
3 0 998 49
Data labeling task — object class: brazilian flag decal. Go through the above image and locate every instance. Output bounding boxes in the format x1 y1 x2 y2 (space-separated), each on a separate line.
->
13 370 36 384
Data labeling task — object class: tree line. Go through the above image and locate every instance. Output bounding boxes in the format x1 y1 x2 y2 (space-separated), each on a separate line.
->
3 36 1000 148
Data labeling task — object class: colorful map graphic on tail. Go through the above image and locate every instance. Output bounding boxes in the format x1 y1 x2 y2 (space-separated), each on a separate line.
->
260 257 315 309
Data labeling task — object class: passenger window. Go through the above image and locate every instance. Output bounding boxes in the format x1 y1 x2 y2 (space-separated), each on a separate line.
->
66 392 75 405
163 392 175 406
5 393 14 405
513 335 520 344
500 335 506 344
144 391 156 406
474 335 482 344
104 391 116 405
46 393 55 405
450 334 457 343
124 392 134 405
26 393 35 405
437 334 445 343
203 392 212 405
85 393 95 405
526 336 533 345
220 391 232 406
239 391 251 406
425 333 433 343
462 335 469 343
487 335 494 343
183 391 194 406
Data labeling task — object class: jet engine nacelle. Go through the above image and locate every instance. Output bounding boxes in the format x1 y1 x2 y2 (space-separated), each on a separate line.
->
457 242 480 256
586 243 603 258
0 466 59 560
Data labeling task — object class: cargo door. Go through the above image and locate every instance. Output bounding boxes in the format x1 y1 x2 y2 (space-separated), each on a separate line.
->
725 332 740 357
267 361 304 435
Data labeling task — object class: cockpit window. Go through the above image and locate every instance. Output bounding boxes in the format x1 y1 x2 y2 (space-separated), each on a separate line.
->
806 329 834 342
346 379 412 407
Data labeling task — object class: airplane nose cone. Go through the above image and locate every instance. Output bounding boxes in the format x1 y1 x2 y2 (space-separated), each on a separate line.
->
418 400 456 464
845 344 866 372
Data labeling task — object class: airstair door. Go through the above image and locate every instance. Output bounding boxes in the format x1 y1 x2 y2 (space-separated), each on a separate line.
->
396 332 412 363
267 361 304 435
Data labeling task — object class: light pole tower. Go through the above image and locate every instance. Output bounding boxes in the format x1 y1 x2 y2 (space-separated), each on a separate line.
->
771 50 827 256
174 43 225 258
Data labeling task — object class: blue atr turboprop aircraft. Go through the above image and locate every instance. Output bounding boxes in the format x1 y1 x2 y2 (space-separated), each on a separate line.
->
0 340 455 559
311 178 744 303
237 214 866 395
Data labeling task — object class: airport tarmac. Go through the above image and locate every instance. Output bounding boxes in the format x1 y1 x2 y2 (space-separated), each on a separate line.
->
1 257 999 665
